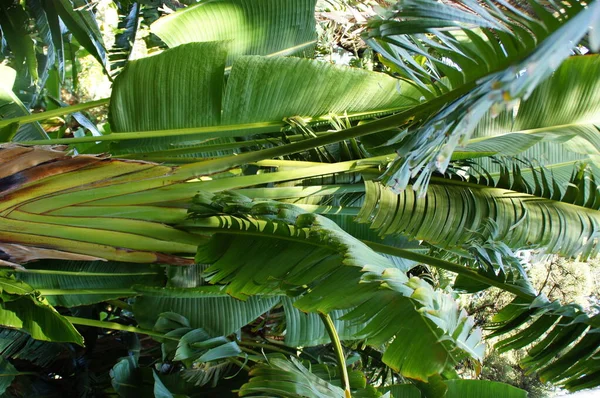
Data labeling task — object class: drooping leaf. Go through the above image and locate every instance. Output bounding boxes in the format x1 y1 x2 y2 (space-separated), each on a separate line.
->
357 180 600 259
0 274 83 344
17 260 164 307
0 328 66 367
151 0 318 63
0 66 48 141
53 0 108 73
0 1 38 83
0 356 18 395
183 192 483 381
133 285 280 336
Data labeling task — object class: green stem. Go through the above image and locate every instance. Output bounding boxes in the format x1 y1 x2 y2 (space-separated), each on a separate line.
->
238 340 297 357
318 312 352 398
228 357 251 372
0 98 109 128
21 121 283 145
38 288 136 296
173 84 473 180
65 316 177 340
16 269 159 277
362 240 535 300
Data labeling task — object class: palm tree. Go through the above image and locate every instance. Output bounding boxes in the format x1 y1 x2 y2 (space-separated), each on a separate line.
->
0 0 599 396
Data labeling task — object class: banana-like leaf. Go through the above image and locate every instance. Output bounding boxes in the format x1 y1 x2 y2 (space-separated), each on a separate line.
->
0 2 38 83
282 296 367 348
16 260 164 307
151 0 318 63
0 328 65 367
357 180 600 259
222 56 419 125
0 273 83 344
183 192 483 382
0 66 48 141
381 380 527 398
133 285 280 336
106 42 420 157
53 0 108 73
108 42 231 156
239 356 380 397
490 298 600 392
0 356 18 395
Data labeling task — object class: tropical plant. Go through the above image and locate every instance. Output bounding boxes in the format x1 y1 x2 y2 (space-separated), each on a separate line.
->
0 0 599 397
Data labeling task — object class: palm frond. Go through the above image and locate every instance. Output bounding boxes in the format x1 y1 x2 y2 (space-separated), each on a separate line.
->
367 0 600 194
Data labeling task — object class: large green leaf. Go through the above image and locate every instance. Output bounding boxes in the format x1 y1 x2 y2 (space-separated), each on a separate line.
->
108 42 230 156
0 328 65 367
282 297 367 348
133 285 280 336
222 56 420 125
17 260 164 307
151 0 318 63
0 274 83 344
239 356 380 398
106 43 420 157
357 180 600 259
381 380 527 398
0 66 48 141
183 192 483 382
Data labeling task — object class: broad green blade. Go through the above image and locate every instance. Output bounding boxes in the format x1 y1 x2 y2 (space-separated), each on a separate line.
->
17 261 164 307
108 42 230 156
444 380 527 398
151 0 318 63
358 180 600 259
0 328 65 367
132 285 280 336
0 66 48 141
222 56 420 125
0 275 83 344
282 297 367 347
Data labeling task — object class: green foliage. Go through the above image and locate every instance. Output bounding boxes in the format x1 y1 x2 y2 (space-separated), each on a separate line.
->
0 0 599 396
151 0 318 63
